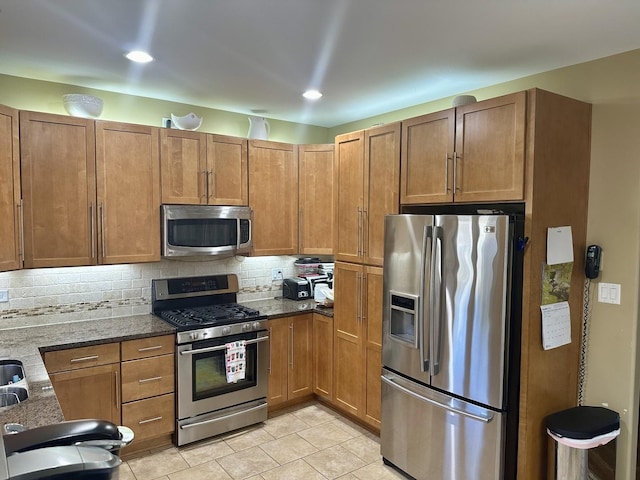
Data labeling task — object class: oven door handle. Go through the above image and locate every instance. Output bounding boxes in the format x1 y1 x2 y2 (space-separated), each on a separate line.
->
179 335 269 356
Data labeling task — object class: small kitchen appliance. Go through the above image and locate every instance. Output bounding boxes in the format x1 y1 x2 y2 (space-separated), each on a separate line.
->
152 274 268 446
282 277 311 300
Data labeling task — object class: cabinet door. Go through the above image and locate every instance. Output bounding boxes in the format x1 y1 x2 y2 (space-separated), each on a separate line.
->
20 111 96 268
160 129 206 204
454 92 526 202
313 313 333 400
248 140 298 255
0 105 21 272
96 121 160 264
364 123 401 266
207 134 248 205
334 131 364 263
363 265 383 428
401 109 455 204
49 363 121 424
289 314 313 400
299 144 334 255
333 261 364 417
267 317 289 407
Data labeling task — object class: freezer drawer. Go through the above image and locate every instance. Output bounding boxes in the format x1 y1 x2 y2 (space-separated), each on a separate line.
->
381 369 505 480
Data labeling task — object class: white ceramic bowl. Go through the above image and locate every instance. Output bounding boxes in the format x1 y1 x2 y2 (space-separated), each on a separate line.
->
171 112 203 131
62 94 104 118
452 95 477 107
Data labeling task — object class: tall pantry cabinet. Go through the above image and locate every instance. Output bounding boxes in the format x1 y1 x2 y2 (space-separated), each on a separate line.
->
0 105 21 272
333 122 400 429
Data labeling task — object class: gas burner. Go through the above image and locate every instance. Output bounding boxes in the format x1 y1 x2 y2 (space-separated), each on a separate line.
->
158 303 261 329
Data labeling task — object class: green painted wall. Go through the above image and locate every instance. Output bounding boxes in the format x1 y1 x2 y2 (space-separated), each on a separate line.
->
0 74 331 144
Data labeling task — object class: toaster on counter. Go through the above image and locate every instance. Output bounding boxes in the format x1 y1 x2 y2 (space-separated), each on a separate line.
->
283 278 311 300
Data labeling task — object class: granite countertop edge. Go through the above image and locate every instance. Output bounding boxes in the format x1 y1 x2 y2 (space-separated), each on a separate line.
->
0 298 332 431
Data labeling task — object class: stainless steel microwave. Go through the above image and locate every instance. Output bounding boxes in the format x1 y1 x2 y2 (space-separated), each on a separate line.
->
162 205 252 258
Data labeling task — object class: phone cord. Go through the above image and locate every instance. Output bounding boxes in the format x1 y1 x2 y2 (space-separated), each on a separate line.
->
577 278 593 406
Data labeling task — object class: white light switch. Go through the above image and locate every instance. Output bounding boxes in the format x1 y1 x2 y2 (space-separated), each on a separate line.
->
598 282 621 304
0 290 8 303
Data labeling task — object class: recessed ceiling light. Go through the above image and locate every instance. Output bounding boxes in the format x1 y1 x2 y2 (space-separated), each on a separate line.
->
125 50 154 63
303 90 323 100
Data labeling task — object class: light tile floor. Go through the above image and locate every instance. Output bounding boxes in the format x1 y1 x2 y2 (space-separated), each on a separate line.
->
119 401 406 480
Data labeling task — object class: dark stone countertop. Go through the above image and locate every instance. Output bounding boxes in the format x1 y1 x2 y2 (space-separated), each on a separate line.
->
0 299 331 431
0 314 175 431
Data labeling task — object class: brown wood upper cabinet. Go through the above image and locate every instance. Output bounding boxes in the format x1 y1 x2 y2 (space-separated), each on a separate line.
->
20 111 160 268
0 105 21 272
401 92 526 204
298 144 334 255
160 130 248 205
334 123 400 266
248 140 298 255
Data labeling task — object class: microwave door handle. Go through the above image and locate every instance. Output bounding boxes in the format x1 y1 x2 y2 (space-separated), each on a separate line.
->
419 225 432 373
430 226 443 376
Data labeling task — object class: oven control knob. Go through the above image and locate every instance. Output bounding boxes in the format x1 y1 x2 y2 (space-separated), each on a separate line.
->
190 332 200 341
222 326 231 336
252 322 261 330
242 323 251 332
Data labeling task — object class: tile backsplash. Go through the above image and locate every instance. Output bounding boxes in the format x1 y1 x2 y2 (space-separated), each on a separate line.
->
0 256 301 328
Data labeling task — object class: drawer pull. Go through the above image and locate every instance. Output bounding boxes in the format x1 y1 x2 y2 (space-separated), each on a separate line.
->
137 345 163 352
138 416 163 425
70 355 99 363
138 376 162 384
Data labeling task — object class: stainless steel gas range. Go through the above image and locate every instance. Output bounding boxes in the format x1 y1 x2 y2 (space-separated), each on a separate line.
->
152 274 268 446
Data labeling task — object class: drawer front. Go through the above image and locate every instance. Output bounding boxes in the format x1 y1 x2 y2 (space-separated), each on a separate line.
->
121 354 174 403
44 343 120 373
121 335 175 361
122 393 174 442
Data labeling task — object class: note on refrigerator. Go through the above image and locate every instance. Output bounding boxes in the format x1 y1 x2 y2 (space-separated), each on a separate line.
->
540 301 571 350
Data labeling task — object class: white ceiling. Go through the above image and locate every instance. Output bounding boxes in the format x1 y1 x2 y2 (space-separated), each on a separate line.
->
0 0 639 128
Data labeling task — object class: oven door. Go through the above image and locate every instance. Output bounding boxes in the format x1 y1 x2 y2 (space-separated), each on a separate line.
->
177 330 268 420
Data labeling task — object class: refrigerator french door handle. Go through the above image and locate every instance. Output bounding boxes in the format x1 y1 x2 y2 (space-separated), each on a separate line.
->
419 225 432 373
430 226 443 376
381 374 493 424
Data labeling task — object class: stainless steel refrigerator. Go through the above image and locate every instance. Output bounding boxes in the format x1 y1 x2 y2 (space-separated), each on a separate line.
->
381 213 520 480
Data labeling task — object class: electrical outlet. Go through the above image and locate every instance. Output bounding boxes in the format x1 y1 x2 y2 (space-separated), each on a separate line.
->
272 268 284 281
0 290 8 303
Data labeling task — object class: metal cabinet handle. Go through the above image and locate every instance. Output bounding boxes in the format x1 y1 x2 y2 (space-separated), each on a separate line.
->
362 209 368 257
361 273 367 324
138 376 162 384
70 355 99 363
99 203 106 259
89 202 95 259
17 200 25 262
268 328 273 374
298 209 303 251
356 207 361 256
445 154 452 193
138 416 162 425
137 345 162 352
289 323 294 369
453 152 460 193
114 370 120 410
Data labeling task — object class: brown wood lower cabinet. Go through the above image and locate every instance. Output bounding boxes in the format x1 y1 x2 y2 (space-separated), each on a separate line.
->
312 313 333 400
44 335 175 449
44 342 121 424
48 363 121 425
267 314 313 408
333 262 382 430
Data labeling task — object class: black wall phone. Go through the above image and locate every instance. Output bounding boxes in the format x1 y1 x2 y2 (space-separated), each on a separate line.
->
585 245 602 279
